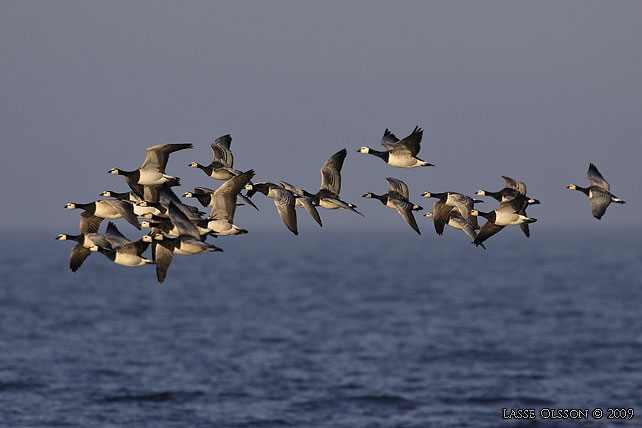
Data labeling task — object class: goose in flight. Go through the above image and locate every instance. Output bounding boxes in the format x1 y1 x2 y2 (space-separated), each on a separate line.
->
312 148 363 216
475 176 540 237
471 196 538 247
567 163 625 219
362 178 423 234
64 199 141 232
245 182 299 235
109 143 192 201
358 126 434 168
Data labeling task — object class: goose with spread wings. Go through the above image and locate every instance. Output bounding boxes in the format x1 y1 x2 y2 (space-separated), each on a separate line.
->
358 126 434 168
567 163 625 220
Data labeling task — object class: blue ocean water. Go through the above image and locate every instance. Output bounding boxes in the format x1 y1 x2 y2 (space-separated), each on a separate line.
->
1 227 641 427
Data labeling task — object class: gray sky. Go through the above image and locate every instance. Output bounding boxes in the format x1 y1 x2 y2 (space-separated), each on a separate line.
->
2 1 640 234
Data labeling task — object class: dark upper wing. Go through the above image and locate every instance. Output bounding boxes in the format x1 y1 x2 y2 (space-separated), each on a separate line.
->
319 148 347 194
70 243 91 272
210 170 255 222
153 242 174 284
393 126 423 157
141 143 193 172
391 198 420 235
501 176 527 195
79 212 103 234
432 201 452 235
104 221 131 248
273 188 298 235
385 177 409 200
380 128 400 149
211 134 234 167
107 200 141 230
474 221 505 246
168 201 200 238
587 163 610 191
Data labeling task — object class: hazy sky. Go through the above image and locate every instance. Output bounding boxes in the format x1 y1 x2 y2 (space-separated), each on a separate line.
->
2 1 640 234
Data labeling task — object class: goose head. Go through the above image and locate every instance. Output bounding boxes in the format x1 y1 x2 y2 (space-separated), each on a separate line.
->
357 147 371 154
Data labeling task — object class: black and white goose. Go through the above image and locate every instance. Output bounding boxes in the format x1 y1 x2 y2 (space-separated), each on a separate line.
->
475 176 540 237
245 182 299 235
471 197 538 247
420 191 481 233
567 163 625 219
362 177 423 235
311 148 363 216
64 199 141 231
188 134 240 180
357 126 434 168
109 143 192 202
89 224 153 267
57 232 112 272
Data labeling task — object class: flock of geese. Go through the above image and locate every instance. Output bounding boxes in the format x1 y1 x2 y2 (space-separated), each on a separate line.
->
57 127 626 283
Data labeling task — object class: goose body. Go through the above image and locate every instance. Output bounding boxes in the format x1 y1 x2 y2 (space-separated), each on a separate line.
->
362 178 422 234
65 200 141 231
56 232 113 272
245 182 299 235
358 126 433 168
199 169 254 235
312 149 363 216
567 163 625 219
475 176 540 237
471 197 538 247
109 143 192 196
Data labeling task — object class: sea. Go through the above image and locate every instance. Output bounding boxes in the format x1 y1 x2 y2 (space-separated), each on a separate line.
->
1 226 641 428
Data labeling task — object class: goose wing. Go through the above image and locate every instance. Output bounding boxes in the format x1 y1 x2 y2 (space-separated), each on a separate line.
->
449 194 479 229
474 221 505 246
589 188 611 219
273 188 298 235
450 210 478 241
107 200 141 230
141 143 193 172
210 170 255 222
104 221 131 248
391 198 420 235
392 126 423 156
380 128 400 150
385 177 409 200
153 241 174 284
69 244 91 272
587 163 610 191
79 212 103 234
210 134 234 167
168 201 200 239
432 201 452 235
501 176 527 195
319 148 347 194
